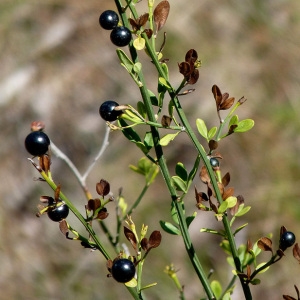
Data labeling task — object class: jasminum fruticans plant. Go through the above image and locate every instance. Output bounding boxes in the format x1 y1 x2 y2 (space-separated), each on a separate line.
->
24 1 299 300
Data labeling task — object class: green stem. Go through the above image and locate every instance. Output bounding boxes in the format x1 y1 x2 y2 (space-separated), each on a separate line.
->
142 31 253 300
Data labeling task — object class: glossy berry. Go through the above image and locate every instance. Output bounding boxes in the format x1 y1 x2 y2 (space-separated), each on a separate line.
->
111 258 135 283
99 100 122 121
279 231 296 250
210 157 220 168
99 10 119 30
25 131 50 156
110 26 131 47
47 203 69 222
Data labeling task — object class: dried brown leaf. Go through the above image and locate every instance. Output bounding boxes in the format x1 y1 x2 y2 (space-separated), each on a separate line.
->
143 28 153 39
124 226 137 251
200 166 210 183
185 49 198 64
161 115 172 127
246 265 251 279
141 237 148 251
228 124 238 135
208 140 218 151
247 239 253 252
59 220 69 236
148 230 162 249
293 243 300 263
220 97 235 110
212 85 222 107
223 187 234 200
178 62 191 76
96 179 110 197
222 172 231 187
154 0 170 32
282 295 297 300
257 237 273 252
96 208 108 220
187 70 199 85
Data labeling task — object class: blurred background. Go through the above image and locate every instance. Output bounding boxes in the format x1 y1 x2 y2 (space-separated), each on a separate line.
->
1 0 300 299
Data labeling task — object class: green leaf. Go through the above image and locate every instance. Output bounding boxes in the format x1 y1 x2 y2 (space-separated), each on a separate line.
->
172 176 187 192
119 119 141 143
235 205 251 217
161 63 169 80
159 221 181 235
226 196 237 208
175 162 188 181
223 292 232 300
255 262 270 274
200 228 226 237
171 201 179 224
159 132 180 146
210 280 222 298
196 118 208 140
144 132 154 149
229 115 239 127
187 155 201 187
186 212 197 228
218 201 228 214
234 119 254 133
250 278 261 285
233 223 248 236
148 89 159 106
208 126 217 140
137 101 147 119
116 49 143 87
133 37 145 50
158 77 171 90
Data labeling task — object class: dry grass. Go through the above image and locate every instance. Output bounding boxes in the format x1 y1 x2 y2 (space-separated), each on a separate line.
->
1 0 300 299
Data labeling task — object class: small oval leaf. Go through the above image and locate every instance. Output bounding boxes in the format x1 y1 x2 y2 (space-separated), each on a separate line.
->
159 221 181 235
234 119 255 133
196 118 208 139
159 132 180 146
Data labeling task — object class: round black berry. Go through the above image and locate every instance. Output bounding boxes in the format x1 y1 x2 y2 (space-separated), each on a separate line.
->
99 10 119 30
210 157 220 168
99 100 122 122
47 203 69 222
110 26 131 47
279 231 296 250
25 131 50 156
111 259 135 283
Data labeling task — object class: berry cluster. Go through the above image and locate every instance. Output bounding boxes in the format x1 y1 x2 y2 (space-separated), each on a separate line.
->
99 10 131 47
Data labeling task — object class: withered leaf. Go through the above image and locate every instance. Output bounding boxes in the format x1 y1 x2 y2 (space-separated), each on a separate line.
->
220 97 235 110
96 208 109 220
212 85 222 107
129 13 149 31
87 198 101 211
161 115 172 127
246 265 251 280
282 295 297 300
55 184 61 202
148 230 162 249
222 172 231 187
228 124 238 135
293 243 300 263
143 28 153 39
153 0 170 32
178 62 191 77
280 225 287 237
124 226 137 251
59 220 69 236
208 140 218 151
247 239 253 252
141 238 148 251
223 187 234 200
209 199 218 214
96 179 110 197
187 69 199 85
257 237 273 252
185 49 198 64
200 166 210 183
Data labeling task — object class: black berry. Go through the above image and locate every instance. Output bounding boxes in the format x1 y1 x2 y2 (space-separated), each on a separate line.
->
99 101 122 122
110 26 131 47
279 231 296 250
99 10 119 30
47 203 69 222
210 157 220 168
111 258 135 283
25 131 50 156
